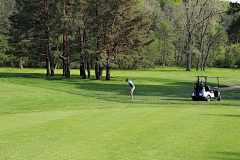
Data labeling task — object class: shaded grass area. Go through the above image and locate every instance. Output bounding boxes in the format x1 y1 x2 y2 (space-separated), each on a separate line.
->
0 67 240 159
0 69 239 107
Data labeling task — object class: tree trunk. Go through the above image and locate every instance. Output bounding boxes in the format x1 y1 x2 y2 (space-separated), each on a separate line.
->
203 58 207 71
84 27 91 79
201 52 204 71
10 60 14 67
80 64 86 79
64 59 68 78
19 57 23 69
106 58 111 80
95 57 100 79
99 66 104 77
80 65 82 76
85 36 91 79
186 52 191 71
185 9 191 71
65 58 70 78
48 38 54 76
45 0 50 76
191 52 194 67
203 46 211 71
65 33 70 78
62 0 66 76
79 27 86 79
87 54 91 79
196 55 200 71
95 58 100 79
95 2 100 80
62 31 66 76
62 60 65 76
186 29 192 71
56 38 70 78
55 62 59 69
180 51 184 67
61 32 70 78
46 41 50 76
175 50 178 65
46 0 54 76
106 67 111 80
177 52 180 65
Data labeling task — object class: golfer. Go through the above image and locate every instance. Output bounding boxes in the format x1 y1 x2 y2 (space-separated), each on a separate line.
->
126 78 135 99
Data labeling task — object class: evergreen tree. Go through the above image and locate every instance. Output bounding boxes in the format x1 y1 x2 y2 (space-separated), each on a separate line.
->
53 0 87 78
8 0 54 75
0 0 15 34
93 0 153 80
0 0 16 67
85 0 111 79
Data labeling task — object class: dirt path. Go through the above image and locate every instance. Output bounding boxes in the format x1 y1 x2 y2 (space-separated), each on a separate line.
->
218 86 240 90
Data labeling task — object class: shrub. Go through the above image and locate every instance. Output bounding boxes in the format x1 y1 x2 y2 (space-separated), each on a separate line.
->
221 58 234 68
27 59 41 68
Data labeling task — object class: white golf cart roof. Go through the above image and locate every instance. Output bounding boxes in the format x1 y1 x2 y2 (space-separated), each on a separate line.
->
195 76 219 78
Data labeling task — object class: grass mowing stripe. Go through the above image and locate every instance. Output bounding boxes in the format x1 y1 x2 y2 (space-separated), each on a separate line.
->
1 107 240 159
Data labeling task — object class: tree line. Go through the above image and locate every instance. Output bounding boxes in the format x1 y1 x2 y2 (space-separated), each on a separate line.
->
0 0 240 79
145 0 240 71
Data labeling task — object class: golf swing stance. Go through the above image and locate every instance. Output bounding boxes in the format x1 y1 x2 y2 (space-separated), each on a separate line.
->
126 79 135 99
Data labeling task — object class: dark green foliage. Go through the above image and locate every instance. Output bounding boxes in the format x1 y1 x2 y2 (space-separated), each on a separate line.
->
227 2 240 15
85 0 153 79
27 59 41 68
226 2 240 43
0 0 16 66
2 0 240 79
0 36 9 64
222 58 234 68
157 0 182 9
0 0 15 34
8 0 47 69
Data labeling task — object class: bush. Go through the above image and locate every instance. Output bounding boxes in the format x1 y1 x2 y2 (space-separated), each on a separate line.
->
221 58 234 68
235 59 240 68
27 59 41 68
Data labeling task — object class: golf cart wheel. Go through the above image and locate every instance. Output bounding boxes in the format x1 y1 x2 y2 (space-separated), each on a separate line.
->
206 95 211 101
192 98 196 101
217 96 221 101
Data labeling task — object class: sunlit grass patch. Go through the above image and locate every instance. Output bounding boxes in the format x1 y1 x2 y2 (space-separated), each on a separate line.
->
0 67 239 159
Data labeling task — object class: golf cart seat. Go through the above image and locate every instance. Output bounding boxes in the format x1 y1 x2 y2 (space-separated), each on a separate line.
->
205 85 214 93
205 85 210 91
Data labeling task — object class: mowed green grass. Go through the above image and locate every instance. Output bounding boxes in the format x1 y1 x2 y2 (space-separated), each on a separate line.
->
0 67 240 159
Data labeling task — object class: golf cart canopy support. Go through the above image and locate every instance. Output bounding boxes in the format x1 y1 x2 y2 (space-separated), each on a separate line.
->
195 76 219 90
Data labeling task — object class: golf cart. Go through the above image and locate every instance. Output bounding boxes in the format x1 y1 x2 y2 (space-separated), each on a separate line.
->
191 76 221 101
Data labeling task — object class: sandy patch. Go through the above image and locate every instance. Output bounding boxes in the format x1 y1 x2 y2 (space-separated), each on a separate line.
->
218 86 240 90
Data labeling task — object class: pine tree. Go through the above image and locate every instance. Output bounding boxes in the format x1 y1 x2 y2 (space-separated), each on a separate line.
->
44 0 54 76
53 0 87 78
0 0 15 35
8 0 54 75
85 0 108 80
8 0 41 69
87 0 152 80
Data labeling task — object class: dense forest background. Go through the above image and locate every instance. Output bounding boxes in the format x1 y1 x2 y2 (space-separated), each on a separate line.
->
1 0 240 79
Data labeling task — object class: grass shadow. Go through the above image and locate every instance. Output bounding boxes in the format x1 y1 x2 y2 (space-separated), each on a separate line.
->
207 151 240 160
0 72 239 103
200 114 240 118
